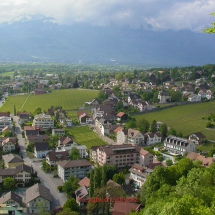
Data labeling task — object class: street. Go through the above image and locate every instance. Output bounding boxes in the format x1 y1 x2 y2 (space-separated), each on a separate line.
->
13 116 67 209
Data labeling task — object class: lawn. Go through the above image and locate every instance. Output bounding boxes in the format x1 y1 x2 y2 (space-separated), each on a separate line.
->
0 71 14 77
133 101 215 141
0 89 99 113
66 126 107 149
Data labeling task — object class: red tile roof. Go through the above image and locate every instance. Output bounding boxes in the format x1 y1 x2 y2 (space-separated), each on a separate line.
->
117 112 125 117
78 177 90 188
114 127 123 133
112 202 141 215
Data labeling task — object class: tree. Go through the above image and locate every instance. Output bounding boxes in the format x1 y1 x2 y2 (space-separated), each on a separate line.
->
150 120 157 133
89 170 94 197
94 167 101 191
170 90 182 102
159 123 168 137
26 142 34 152
62 175 79 197
63 198 79 212
166 159 173 166
33 107 42 116
168 128 177 136
72 78 79 88
57 208 78 215
137 118 150 133
202 13 215 34
113 172 125 185
2 130 12 137
125 119 137 129
37 201 51 215
101 164 107 187
70 147 80 160
14 104 16 116
4 177 16 190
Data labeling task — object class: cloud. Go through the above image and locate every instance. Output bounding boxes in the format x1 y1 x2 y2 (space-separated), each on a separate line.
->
0 0 214 31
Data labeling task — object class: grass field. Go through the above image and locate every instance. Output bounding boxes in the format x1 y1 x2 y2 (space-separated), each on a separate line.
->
133 101 215 141
66 126 107 149
0 71 14 77
0 89 99 113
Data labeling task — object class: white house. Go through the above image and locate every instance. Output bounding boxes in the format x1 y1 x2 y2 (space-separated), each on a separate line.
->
188 94 201 102
58 160 92 182
164 135 196 156
0 116 12 132
26 183 52 214
144 132 162 145
158 91 171 103
34 142 49 158
32 114 54 130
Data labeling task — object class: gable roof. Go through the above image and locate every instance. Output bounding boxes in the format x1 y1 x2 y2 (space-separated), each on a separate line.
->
0 164 32 176
2 154 23 163
112 202 141 215
190 132 206 139
59 136 73 145
114 127 123 133
58 160 92 168
46 150 69 162
128 129 141 138
26 183 52 203
0 192 22 205
2 137 16 146
75 185 88 200
117 112 125 117
34 142 49 151
78 177 90 188
0 112 10 117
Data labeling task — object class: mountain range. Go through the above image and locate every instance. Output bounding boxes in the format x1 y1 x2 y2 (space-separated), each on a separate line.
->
0 14 214 67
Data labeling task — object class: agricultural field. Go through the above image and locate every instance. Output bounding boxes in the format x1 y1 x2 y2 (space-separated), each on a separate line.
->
66 126 107 149
133 101 215 141
0 89 99 113
0 71 14 77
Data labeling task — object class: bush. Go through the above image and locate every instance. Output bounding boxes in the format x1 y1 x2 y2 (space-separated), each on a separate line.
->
57 186 63 192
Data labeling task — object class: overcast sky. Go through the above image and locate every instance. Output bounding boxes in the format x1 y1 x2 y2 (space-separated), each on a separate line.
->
0 0 214 31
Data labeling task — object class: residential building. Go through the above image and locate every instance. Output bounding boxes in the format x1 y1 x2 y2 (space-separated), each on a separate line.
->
26 134 50 143
0 164 32 185
18 113 30 124
0 204 26 215
127 129 144 146
144 132 162 145
26 183 52 214
32 114 54 130
34 142 49 158
58 136 73 147
75 185 89 206
60 118 73 127
117 129 128 145
91 144 153 168
1 137 16 153
0 191 22 207
188 94 201 102
187 152 215 167
137 101 153 112
116 112 128 121
34 88 46 95
46 151 69 167
112 202 141 215
2 154 24 168
189 132 206 145
129 164 153 187
52 129 65 136
57 160 92 181
78 112 92 124
163 135 196 156
158 91 171 103
0 116 12 132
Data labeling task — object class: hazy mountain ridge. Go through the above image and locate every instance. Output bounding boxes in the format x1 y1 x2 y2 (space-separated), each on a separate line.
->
0 15 214 66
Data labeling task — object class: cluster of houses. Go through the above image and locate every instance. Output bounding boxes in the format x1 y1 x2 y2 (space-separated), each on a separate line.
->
0 153 52 214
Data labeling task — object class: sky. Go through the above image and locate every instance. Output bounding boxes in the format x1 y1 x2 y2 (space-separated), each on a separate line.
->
0 0 215 31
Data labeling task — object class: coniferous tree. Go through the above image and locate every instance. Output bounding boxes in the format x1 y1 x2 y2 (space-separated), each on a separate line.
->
14 104 16 116
89 170 94 197
150 120 157 133
101 165 107 187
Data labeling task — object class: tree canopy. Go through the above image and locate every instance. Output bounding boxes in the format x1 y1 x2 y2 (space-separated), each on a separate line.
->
202 13 215 34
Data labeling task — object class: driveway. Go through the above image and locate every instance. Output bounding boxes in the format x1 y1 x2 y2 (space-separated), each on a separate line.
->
13 116 67 209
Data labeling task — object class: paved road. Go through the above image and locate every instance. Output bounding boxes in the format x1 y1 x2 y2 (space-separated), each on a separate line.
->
13 116 67 209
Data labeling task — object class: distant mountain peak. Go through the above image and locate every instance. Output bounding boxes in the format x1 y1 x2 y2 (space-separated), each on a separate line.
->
8 14 56 25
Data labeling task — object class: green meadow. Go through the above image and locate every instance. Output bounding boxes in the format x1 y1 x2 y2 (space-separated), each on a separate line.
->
0 89 99 113
66 126 107 149
133 101 215 141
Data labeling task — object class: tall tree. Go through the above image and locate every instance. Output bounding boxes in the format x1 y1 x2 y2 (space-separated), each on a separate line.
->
94 167 101 191
159 123 168 137
13 104 16 116
101 165 107 187
62 175 79 197
70 147 80 160
89 170 94 197
137 118 150 133
150 120 157 133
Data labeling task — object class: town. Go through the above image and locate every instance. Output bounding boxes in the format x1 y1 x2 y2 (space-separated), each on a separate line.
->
0 63 215 215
